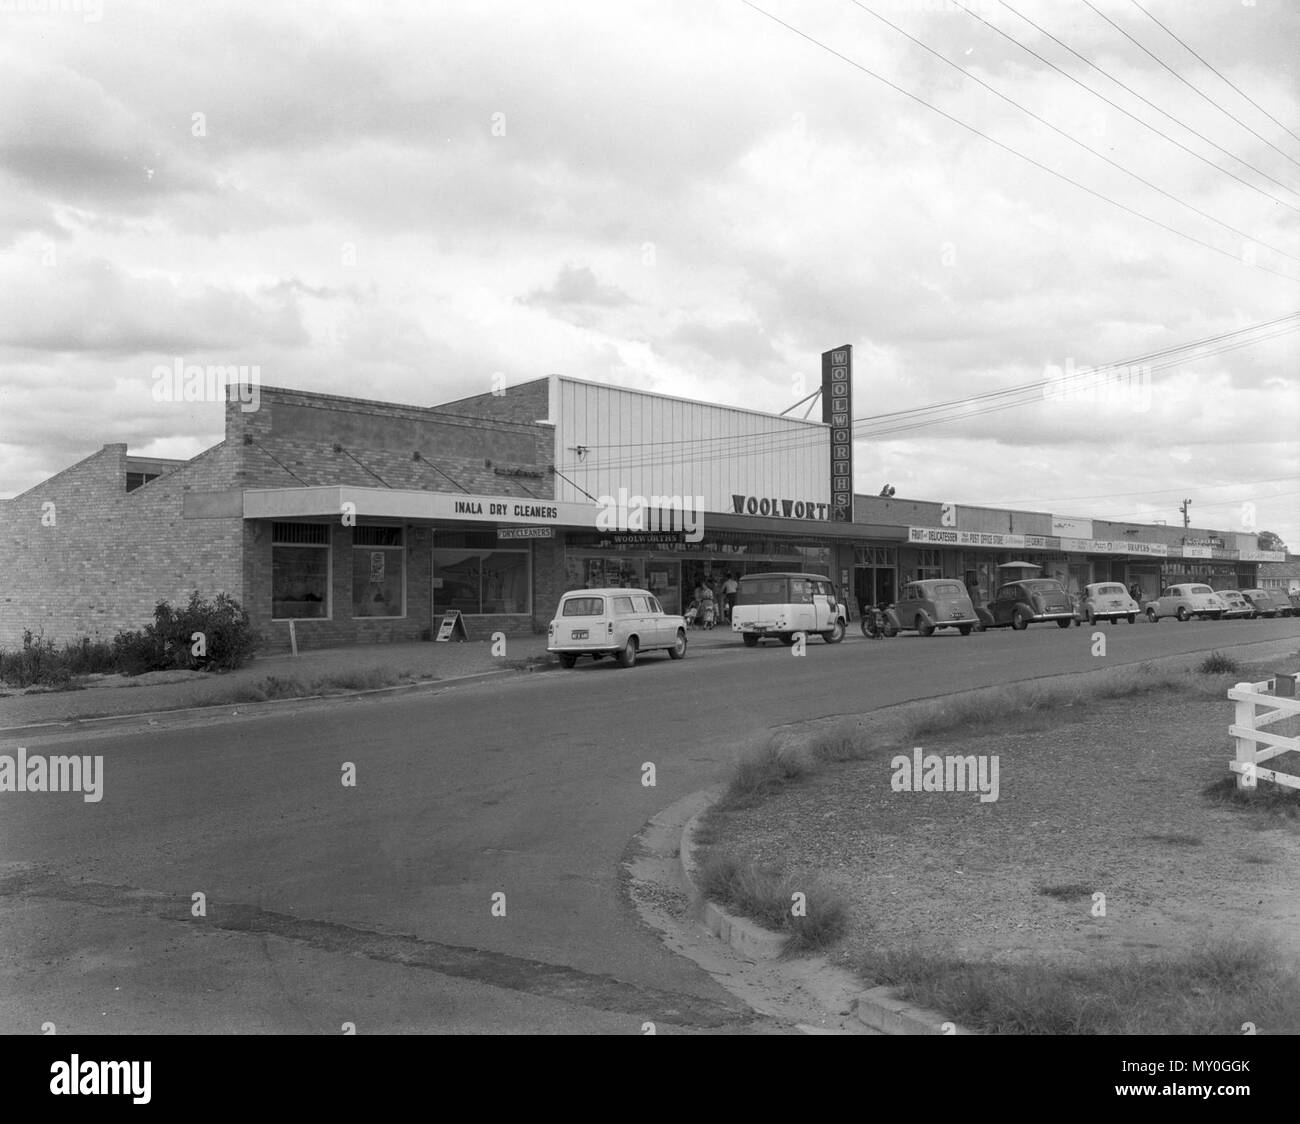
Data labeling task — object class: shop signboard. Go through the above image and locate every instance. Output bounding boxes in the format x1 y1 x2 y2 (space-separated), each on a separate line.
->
822 345 853 522
909 527 1167 556
1238 549 1286 563
497 526 554 540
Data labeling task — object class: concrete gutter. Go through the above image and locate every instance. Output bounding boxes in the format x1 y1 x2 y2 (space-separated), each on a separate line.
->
676 789 975 1035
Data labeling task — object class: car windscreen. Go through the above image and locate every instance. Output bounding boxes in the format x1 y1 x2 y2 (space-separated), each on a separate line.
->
1095 585 1126 596
1022 580 1064 592
561 597 605 617
737 578 789 604
932 583 965 597
1188 586 1214 595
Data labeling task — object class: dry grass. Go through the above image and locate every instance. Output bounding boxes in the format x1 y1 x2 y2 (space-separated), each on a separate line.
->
854 940 1300 1035
695 851 848 958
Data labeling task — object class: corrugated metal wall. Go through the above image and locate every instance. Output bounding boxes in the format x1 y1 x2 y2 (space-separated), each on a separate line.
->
552 378 830 514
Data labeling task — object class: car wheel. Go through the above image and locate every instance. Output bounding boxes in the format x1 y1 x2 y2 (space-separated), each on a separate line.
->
958 624 972 636
1176 606 1190 621
1127 614 1136 624
1011 608 1030 631
1211 612 1222 621
558 653 577 668
669 629 687 659
1056 617 1072 629
1147 607 1158 623
822 619 846 644
779 632 795 645
742 632 759 648
917 612 935 637
617 638 637 668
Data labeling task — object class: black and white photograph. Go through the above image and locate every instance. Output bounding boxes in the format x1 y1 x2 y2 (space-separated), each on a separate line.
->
0 0 1297 1091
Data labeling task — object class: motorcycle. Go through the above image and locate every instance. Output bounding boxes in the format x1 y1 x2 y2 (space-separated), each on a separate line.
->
860 603 896 639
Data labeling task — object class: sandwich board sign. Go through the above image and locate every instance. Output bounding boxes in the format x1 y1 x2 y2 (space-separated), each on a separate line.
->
435 609 468 642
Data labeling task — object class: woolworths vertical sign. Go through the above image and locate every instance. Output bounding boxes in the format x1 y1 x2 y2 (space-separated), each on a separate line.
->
822 345 853 522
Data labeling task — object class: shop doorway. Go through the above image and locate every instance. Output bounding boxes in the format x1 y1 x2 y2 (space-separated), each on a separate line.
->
854 565 896 612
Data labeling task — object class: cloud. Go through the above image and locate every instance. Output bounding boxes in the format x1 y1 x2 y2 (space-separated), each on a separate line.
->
521 264 631 309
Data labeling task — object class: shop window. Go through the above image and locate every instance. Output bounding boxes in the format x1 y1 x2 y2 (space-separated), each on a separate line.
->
915 549 943 580
353 525 405 618
272 522 330 619
434 549 530 614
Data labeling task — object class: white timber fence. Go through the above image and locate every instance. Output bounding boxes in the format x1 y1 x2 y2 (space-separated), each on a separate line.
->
1229 675 1300 791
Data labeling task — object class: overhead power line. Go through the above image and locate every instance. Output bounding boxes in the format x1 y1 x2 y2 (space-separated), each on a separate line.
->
847 0 1300 262
558 311 1300 464
738 1 1300 282
1127 0 1300 151
555 315 1300 475
1081 0 1300 174
986 0 1300 211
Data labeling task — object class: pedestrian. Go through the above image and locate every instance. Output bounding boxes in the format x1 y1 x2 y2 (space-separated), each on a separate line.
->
1128 581 1143 604
723 572 738 622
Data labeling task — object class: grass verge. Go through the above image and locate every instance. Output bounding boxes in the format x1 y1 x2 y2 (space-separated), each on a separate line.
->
853 941 1300 1034
694 850 848 958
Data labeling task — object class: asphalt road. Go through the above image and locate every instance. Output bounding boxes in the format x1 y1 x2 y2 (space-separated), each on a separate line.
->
2 617 1297 1034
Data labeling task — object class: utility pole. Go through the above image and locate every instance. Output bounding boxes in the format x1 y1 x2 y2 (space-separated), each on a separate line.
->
1180 498 1192 529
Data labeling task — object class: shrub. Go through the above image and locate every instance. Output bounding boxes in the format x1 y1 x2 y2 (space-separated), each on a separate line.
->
111 629 168 676
0 630 70 688
1197 651 1241 676
145 591 260 671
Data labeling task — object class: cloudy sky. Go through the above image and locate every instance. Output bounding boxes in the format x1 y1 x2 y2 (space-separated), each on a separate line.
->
1 0 1296 545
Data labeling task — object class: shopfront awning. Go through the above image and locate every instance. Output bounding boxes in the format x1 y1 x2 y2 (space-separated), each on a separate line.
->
243 486 598 527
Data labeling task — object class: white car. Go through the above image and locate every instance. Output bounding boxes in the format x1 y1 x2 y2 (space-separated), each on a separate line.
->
1077 582 1140 625
731 572 847 646
547 588 687 668
1145 584 1226 622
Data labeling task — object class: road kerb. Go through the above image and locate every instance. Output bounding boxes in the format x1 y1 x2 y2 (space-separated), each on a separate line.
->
676 787 975 1032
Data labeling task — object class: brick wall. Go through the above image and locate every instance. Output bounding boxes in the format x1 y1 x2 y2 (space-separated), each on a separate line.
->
0 442 244 646
228 385 555 498
428 378 550 426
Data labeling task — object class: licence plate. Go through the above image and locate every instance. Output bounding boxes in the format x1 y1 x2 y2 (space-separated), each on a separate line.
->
571 629 588 639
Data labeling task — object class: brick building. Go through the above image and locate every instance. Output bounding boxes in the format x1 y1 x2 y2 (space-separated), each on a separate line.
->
2 374 1284 651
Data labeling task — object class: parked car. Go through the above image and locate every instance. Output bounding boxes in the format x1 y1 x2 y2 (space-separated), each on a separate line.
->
547 588 687 668
984 579 1076 630
1145 584 1225 622
1239 588 1284 618
1215 589 1255 620
1077 582 1140 625
1288 591 1300 615
731 572 847 646
886 579 980 636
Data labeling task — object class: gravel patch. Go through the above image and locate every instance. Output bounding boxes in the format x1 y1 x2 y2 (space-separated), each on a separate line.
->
711 689 1300 973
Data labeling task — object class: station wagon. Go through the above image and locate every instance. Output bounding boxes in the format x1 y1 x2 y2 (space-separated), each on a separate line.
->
731 572 847 646
547 588 687 668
